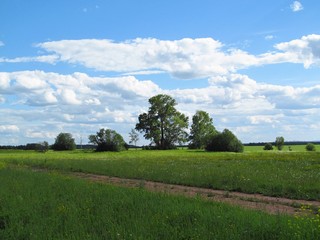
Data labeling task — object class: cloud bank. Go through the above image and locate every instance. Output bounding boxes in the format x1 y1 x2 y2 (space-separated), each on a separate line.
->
1 70 319 144
1 34 320 144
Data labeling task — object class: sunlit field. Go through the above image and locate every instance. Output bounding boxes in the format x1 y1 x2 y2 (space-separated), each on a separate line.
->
0 148 319 239
0 166 319 240
1 148 319 200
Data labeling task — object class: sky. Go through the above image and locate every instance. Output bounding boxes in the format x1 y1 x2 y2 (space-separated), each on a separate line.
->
1 0 320 145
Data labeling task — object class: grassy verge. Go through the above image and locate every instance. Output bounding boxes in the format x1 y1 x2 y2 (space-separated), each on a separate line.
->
0 166 319 240
0 149 319 200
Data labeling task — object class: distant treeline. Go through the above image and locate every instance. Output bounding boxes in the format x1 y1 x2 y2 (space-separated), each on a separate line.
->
1 142 319 150
244 141 320 146
0 144 139 150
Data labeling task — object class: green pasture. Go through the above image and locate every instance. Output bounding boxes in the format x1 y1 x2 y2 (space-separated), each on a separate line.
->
0 166 319 239
244 144 320 152
0 149 319 200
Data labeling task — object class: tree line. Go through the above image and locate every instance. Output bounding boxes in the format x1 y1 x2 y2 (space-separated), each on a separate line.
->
49 94 243 152
4 94 315 152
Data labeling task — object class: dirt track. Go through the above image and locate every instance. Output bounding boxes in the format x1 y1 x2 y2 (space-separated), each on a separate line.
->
69 171 320 216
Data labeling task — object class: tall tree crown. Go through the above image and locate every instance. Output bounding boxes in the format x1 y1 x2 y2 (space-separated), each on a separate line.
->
136 94 188 149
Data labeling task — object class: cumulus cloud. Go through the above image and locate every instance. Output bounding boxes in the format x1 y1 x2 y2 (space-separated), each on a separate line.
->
0 71 161 107
259 34 320 68
2 32 320 144
0 125 19 133
2 35 320 79
32 36 320 78
290 1 303 12
36 38 259 79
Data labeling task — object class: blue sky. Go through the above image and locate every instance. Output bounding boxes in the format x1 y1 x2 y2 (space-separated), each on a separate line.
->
1 0 320 145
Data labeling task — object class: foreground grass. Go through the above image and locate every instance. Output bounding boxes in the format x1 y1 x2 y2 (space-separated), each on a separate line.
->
0 166 319 240
0 149 319 200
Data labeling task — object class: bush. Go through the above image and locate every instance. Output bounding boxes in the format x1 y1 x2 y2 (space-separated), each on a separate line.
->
306 143 316 151
205 129 243 153
89 129 127 152
52 133 76 151
35 141 49 152
263 143 273 151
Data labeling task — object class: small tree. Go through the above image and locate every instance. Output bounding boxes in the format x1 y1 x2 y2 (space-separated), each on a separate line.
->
89 128 127 152
306 143 316 151
263 143 273 151
206 129 243 153
275 136 284 151
129 129 139 148
52 133 76 151
189 110 218 149
36 141 49 152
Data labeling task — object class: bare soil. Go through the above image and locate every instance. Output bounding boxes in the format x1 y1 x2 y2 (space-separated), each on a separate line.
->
69 171 320 216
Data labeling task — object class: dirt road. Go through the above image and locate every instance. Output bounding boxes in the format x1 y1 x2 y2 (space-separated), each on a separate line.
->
69 171 320 215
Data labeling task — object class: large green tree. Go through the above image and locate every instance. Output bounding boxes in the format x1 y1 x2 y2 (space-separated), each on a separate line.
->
136 94 189 149
52 133 76 151
189 110 218 149
89 128 127 152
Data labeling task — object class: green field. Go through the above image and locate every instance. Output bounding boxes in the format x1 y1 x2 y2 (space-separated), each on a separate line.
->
244 144 320 152
1 149 319 200
0 149 319 239
0 166 319 239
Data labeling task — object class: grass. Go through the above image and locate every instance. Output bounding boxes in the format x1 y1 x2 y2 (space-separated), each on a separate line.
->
0 166 319 239
0 149 319 200
244 144 320 152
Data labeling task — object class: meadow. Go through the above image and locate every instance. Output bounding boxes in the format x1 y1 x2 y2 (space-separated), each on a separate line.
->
1 147 319 200
0 166 319 239
0 147 319 239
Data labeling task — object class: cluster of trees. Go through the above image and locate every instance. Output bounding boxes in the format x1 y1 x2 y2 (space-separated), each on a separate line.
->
9 94 316 153
135 94 243 152
263 138 317 151
263 136 285 151
49 94 243 153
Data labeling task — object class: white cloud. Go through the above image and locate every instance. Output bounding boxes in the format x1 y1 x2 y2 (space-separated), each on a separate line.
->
265 35 274 40
2 32 320 144
0 55 59 64
0 41 4 47
2 35 320 80
37 38 259 79
259 34 320 68
59 89 82 105
33 36 320 78
25 130 56 139
0 125 19 133
121 70 165 76
290 1 303 12
248 114 283 124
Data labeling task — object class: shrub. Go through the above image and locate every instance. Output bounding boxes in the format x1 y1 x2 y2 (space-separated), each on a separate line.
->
263 143 273 151
205 129 243 153
52 133 76 151
306 143 316 151
89 128 127 152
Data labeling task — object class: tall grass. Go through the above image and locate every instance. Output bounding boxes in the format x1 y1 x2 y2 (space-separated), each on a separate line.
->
0 167 319 239
1 149 320 200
